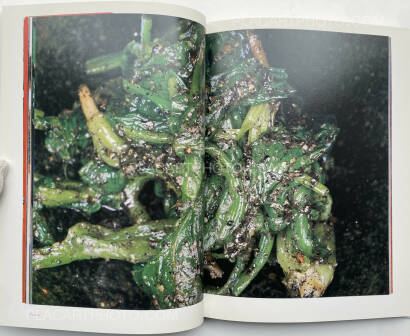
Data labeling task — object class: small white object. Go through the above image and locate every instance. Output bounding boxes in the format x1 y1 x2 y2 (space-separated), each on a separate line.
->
0 159 8 195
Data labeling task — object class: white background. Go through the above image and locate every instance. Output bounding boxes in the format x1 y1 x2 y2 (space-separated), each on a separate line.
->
0 0 409 335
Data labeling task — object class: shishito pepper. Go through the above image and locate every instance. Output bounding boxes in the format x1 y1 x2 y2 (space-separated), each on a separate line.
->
276 220 337 298
32 15 206 309
203 29 338 298
33 16 339 307
33 219 176 270
78 84 128 168
132 198 203 309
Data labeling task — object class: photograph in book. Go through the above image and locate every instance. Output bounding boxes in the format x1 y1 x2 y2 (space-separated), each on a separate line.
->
25 11 391 310
28 13 206 310
203 29 390 298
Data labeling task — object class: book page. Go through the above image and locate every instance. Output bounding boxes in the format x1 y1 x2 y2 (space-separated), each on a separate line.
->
0 2 206 334
203 18 410 322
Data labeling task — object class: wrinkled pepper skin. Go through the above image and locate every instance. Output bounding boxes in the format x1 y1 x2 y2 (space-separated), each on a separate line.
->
33 219 175 270
33 16 206 309
203 29 338 297
33 16 338 307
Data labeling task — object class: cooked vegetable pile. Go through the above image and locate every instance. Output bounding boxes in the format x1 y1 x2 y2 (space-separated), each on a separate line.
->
203 30 338 297
33 16 205 309
32 16 340 309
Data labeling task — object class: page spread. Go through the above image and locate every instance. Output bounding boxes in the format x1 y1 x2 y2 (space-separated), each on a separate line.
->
0 1 409 334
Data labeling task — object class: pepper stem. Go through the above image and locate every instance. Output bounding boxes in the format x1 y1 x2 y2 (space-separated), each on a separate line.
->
85 51 124 75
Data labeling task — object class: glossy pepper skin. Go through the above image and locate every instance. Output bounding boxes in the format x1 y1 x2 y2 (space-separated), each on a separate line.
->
203 29 338 298
33 16 206 309
32 16 338 307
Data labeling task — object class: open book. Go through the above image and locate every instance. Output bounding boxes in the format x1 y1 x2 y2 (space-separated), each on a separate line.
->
0 2 409 334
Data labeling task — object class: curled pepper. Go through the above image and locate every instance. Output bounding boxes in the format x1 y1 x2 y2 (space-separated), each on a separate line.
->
78 85 127 168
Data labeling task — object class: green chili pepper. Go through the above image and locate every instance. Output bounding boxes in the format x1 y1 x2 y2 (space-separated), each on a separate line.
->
277 220 336 297
292 213 314 257
181 153 204 203
32 219 175 270
295 174 329 197
132 198 203 308
232 233 274 296
35 184 103 215
205 144 246 246
209 252 248 295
